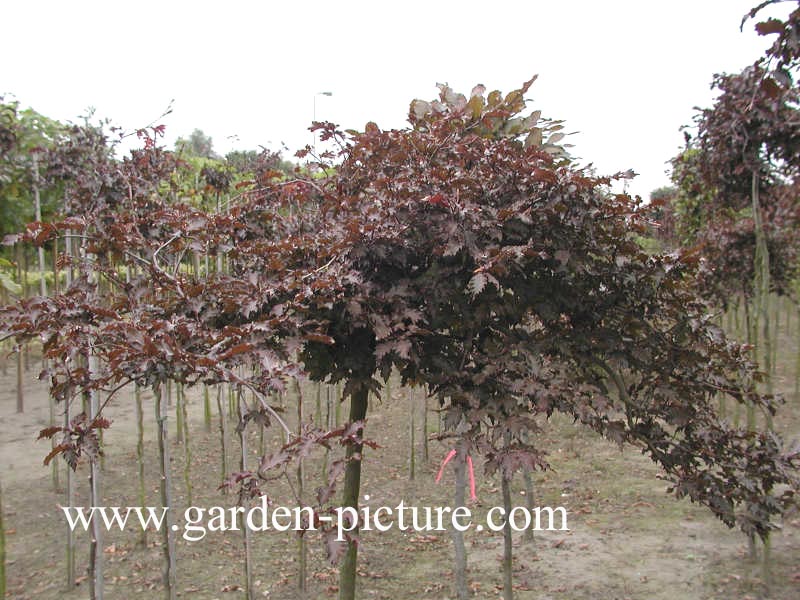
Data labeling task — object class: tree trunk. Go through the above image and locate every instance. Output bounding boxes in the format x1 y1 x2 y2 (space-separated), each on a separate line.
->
750 169 770 561
501 472 514 600
770 294 779 380
295 380 307 595
335 383 342 427
33 155 59 490
338 384 369 600
16 347 23 413
322 385 333 478
180 384 192 506
421 393 429 463
135 385 147 548
237 391 255 600
203 385 212 432
409 387 415 481
175 382 184 443
155 383 177 600
88 349 104 600
65 390 76 589
315 382 322 427
450 442 469 600
217 385 229 485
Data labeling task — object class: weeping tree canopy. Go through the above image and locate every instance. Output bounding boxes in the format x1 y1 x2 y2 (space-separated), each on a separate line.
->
1 78 798 563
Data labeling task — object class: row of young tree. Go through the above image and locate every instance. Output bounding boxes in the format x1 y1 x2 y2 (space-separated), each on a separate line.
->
652 2 800 412
1 3 799 599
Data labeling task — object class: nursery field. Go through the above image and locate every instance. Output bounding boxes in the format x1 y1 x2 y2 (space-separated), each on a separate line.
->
2 5 799 598
1 310 799 600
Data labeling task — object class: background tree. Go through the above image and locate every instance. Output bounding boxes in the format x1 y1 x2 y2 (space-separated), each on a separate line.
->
175 128 217 159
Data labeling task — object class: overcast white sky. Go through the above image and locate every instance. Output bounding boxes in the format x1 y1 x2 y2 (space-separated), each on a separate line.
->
1 0 789 199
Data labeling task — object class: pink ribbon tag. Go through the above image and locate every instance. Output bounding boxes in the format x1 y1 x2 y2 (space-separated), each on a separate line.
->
435 448 477 501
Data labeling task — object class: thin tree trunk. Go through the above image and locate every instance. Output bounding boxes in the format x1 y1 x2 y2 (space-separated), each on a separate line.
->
338 384 369 600
155 383 177 600
88 348 104 600
295 380 307 595
135 385 147 548
770 294 779 380
315 382 322 427
750 169 770 561
33 155 59 490
217 385 229 485
22 249 31 374
16 347 23 413
236 391 255 600
409 387 415 481
322 385 333 478
335 383 342 427
65 206 74 288
421 393 429 463
450 442 469 600
15 243 24 413
180 384 192 506
65 390 76 588
175 382 184 444
82 237 102 598
203 385 212 432
501 472 514 600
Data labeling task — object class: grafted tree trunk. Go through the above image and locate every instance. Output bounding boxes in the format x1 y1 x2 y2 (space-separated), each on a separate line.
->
179 384 192 506
501 432 514 600
217 385 229 485
88 347 103 600
450 442 469 600
175 382 184 443
338 383 369 600
295 380 307 595
409 387 416 481
236 391 255 600
322 385 333 478
33 155 59 491
335 383 342 427
134 384 147 548
65 389 76 588
315 382 322 427
15 346 23 413
15 243 24 414
203 385 212 432
421 393 429 463
749 170 772 567
155 383 177 600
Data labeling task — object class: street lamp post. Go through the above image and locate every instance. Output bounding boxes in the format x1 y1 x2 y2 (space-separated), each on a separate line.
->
313 91 333 153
